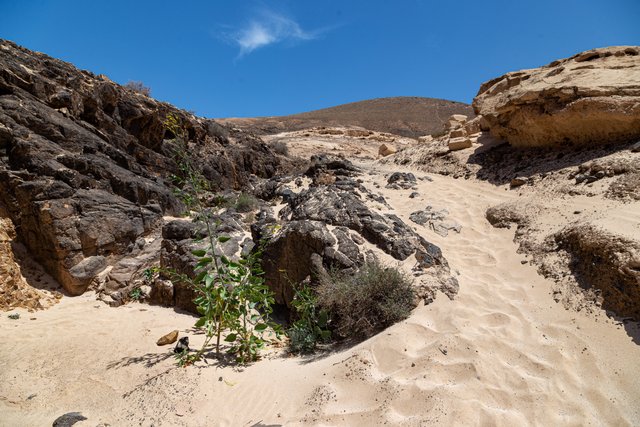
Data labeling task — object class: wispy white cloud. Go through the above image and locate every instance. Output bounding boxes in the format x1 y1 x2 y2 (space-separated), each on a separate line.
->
231 10 319 57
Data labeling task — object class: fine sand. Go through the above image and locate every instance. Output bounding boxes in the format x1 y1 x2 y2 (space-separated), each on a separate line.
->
1 156 639 426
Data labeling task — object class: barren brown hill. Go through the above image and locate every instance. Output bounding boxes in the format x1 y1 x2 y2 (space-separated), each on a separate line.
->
219 96 474 138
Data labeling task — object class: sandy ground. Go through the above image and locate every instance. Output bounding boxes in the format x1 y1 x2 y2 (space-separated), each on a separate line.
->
1 144 640 426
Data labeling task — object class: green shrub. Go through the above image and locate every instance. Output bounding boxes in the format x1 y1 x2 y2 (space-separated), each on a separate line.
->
288 282 331 353
235 192 259 213
129 287 143 301
270 140 289 156
317 262 415 339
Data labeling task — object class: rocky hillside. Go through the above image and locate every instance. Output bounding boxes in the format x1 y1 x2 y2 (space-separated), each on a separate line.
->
219 96 474 138
0 40 454 314
0 39 288 302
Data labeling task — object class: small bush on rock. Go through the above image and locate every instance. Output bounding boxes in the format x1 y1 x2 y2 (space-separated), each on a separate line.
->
270 141 289 156
129 287 143 301
124 80 151 96
317 262 415 339
235 192 259 213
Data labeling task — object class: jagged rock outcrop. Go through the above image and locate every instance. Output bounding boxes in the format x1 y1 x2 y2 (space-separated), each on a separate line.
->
0 39 285 297
254 155 454 307
473 46 640 148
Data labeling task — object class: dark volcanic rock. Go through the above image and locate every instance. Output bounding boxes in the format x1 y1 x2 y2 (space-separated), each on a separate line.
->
258 220 341 306
0 39 286 295
159 212 248 312
257 159 452 307
386 172 417 189
283 185 429 261
52 412 87 427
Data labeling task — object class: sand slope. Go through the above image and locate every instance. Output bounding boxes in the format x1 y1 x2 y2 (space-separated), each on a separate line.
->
1 161 639 426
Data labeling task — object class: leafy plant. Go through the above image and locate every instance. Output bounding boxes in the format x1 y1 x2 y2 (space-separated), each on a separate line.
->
287 282 331 353
129 287 143 301
223 238 283 363
164 114 209 213
162 114 280 366
317 262 415 340
143 267 158 283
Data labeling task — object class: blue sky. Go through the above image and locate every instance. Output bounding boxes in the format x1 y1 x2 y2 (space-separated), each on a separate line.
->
1 0 638 117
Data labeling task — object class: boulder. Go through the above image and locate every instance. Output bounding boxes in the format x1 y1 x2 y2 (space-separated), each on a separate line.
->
378 143 397 157
256 220 343 306
448 137 473 151
464 116 482 135
418 135 434 143
445 114 468 130
66 256 107 295
485 203 529 229
510 176 528 188
473 46 640 147
449 128 467 138
386 172 417 189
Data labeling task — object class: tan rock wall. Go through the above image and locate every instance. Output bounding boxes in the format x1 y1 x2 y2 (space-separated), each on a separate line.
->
473 46 640 148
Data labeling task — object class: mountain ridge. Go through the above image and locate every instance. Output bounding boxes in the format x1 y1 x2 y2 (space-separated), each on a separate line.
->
219 96 474 138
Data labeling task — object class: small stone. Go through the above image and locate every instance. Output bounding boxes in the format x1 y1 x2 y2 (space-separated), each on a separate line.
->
630 141 640 152
510 177 527 188
156 330 179 346
378 144 396 157
409 192 419 199
594 170 606 179
575 174 587 184
448 137 473 151
52 412 87 427
449 128 467 138
573 210 582 214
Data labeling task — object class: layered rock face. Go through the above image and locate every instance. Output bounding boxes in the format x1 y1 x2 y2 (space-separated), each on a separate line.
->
0 39 284 296
0 214 40 310
555 225 640 319
473 46 640 148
